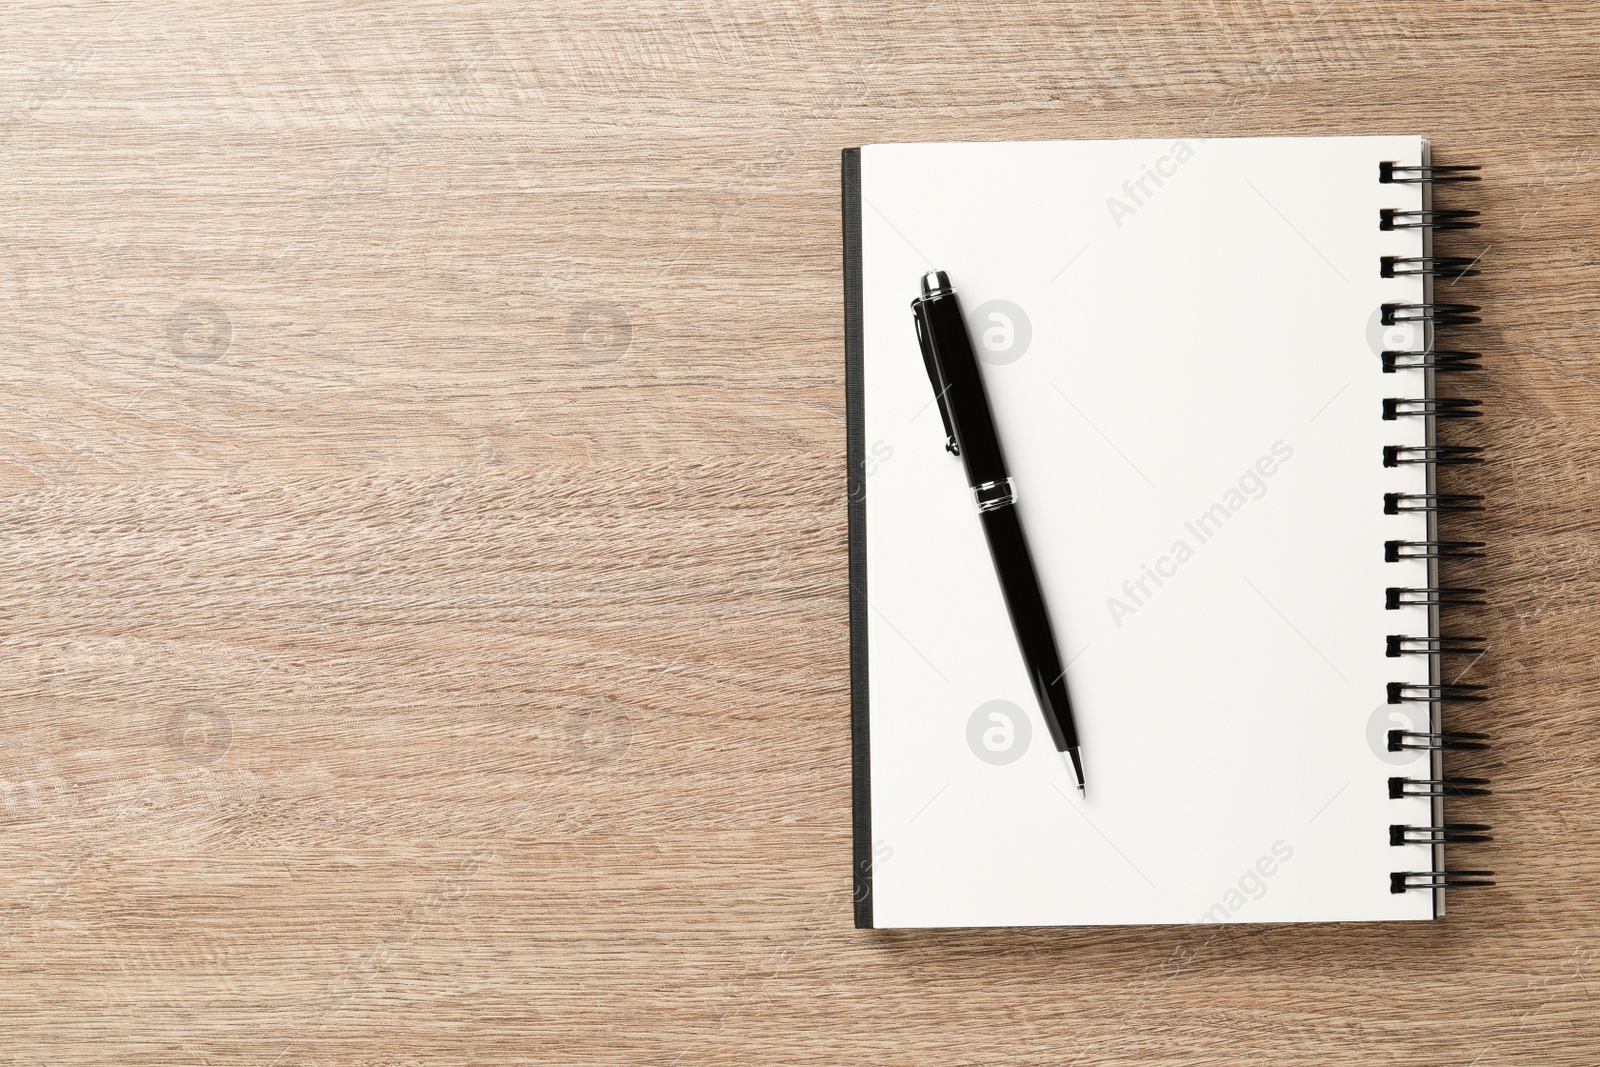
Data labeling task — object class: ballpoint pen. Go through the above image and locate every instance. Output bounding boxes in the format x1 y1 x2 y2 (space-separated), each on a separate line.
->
911 270 1087 795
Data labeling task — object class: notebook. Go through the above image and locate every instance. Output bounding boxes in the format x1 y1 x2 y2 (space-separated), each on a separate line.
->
842 136 1490 928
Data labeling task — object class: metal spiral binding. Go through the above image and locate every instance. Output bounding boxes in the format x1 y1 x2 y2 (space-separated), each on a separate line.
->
1379 163 1482 185
1381 256 1481 278
1388 730 1491 752
1384 397 1482 419
1386 635 1485 656
1383 302 1482 327
1385 587 1485 608
1385 541 1486 561
1384 493 1484 513
1389 776 1492 798
1387 682 1487 704
1384 445 1483 465
1382 160 1492 897
1380 209 1481 231
1390 870 1495 892
1390 824 1493 844
1382 350 1481 373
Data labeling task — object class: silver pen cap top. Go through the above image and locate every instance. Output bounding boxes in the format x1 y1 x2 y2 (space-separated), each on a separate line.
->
920 270 953 298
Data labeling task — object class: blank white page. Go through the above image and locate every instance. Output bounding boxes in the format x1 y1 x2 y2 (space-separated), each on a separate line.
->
860 136 1436 926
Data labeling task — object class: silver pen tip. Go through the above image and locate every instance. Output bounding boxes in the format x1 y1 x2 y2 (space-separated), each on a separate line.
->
1061 748 1086 798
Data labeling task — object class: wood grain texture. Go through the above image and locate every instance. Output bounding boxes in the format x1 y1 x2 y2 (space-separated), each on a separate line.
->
0 1 1596 1063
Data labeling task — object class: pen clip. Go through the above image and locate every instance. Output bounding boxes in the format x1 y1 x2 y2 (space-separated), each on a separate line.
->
913 305 960 456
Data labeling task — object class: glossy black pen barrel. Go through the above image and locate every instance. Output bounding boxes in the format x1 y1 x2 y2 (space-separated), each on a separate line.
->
911 270 1085 792
979 503 1079 753
910 282 1009 487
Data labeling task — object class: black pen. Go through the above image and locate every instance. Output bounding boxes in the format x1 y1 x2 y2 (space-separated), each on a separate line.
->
911 270 1087 796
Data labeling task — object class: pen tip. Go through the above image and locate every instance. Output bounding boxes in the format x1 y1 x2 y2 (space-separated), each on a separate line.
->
1063 747 1086 798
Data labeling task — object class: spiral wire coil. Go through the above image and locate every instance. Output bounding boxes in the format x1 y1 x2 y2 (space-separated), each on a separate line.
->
1380 160 1494 896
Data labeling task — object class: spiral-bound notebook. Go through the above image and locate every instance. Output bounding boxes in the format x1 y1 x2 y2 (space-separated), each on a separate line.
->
843 136 1489 928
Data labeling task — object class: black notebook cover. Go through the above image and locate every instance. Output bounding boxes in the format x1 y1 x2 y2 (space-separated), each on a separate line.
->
842 147 873 928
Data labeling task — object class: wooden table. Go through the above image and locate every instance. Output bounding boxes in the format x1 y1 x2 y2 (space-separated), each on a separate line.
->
2 2 1595 1063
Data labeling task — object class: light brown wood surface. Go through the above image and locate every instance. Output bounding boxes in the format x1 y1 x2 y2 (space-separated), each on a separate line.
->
0 1 1595 1063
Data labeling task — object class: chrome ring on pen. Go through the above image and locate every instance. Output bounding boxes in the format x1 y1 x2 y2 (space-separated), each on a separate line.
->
972 478 1017 513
